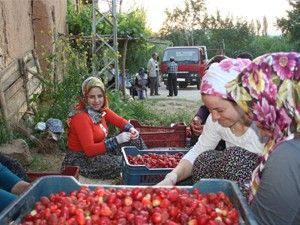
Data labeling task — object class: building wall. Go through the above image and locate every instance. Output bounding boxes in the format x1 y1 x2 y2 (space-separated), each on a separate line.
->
0 0 67 121
0 0 67 72
0 0 34 70
32 0 67 72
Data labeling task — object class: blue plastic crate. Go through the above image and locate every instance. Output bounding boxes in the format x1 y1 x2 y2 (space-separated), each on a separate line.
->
121 146 190 185
0 176 258 225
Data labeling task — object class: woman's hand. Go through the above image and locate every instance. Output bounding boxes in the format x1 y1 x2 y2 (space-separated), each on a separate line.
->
116 132 131 144
190 116 204 136
156 171 177 186
129 127 139 139
11 181 30 195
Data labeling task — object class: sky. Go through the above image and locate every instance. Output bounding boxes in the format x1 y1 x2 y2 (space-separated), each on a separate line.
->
120 0 292 35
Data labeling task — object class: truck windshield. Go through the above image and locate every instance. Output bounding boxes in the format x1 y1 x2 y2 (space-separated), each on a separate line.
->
162 48 199 63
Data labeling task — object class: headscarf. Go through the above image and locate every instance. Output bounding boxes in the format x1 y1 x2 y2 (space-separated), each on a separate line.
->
227 52 300 203
69 76 108 125
81 76 106 97
200 58 251 99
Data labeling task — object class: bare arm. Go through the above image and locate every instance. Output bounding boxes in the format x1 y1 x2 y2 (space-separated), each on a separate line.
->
156 159 193 186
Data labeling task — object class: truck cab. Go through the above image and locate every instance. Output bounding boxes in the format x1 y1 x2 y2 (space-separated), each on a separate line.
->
160 46 208 89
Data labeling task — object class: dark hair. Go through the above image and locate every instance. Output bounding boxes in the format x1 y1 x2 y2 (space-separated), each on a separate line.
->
236 52 253 60
206 55 228 70
170 57 175 62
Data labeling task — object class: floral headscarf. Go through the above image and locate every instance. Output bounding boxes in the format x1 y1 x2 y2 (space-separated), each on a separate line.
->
200 58 251 99
227 52 300 203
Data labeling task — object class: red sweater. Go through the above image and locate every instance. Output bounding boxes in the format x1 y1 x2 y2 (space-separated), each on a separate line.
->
67 108 129 157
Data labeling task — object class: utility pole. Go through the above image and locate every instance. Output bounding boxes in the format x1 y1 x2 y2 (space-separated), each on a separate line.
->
92 0 119 89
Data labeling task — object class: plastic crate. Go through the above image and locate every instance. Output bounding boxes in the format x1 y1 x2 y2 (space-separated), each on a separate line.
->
26 166 80 182
121 146 190 185
129 119 188 148
0 176 258 225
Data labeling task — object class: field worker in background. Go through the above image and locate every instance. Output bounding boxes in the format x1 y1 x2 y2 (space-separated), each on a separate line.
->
147 52 160 96
167 57 178 97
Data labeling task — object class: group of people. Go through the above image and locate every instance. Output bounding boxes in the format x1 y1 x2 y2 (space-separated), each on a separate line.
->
147 52 179 98
1 51 300 225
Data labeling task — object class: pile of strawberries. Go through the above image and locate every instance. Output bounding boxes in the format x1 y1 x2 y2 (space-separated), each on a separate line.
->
20 186 239 225
127 153 184 168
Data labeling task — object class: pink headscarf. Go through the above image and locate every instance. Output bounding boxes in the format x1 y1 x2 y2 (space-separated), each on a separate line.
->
200 58 251 98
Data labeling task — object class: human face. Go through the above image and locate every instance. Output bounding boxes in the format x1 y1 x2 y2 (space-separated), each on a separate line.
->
86 87 104 111
202 95 244 128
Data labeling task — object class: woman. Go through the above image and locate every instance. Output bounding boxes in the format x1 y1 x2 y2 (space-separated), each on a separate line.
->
227 52 300 225
0 163 29 212
190 54 228 147
62 76 144 179
158 58 264 196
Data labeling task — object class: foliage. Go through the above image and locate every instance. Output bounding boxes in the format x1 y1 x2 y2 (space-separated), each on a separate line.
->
67 0 92 35
249 36 296 57
160 0 207 46
159 0 296 59
277 0 300 50
33 38 89 124
118 9 151 38
0 116 12 144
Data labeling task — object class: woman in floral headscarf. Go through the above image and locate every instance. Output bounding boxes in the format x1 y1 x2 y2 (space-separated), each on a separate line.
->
61 76 146 179
158 58 264 196
227 52 300 225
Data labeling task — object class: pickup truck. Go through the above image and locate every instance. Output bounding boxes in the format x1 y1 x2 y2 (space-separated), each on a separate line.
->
160 46 208 89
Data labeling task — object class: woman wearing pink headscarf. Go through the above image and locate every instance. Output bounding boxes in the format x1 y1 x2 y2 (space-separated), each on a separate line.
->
158 58 264 196
228 52 300 225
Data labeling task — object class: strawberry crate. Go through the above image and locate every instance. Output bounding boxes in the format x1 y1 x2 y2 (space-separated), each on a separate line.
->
129 119 188 148
121 146 190 185
26 166 80 182
0 176 258 225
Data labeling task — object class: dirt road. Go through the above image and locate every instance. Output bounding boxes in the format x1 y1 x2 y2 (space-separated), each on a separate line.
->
148 84 201 102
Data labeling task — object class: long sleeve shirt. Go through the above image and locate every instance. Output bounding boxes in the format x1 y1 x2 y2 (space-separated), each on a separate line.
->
147 58 159 78
183 114 264 164
67 108 129 157
0 163 21 192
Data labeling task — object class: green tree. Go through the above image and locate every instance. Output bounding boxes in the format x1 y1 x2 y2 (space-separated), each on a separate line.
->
160 0 207 46
277 0 300 50
249 36 295 57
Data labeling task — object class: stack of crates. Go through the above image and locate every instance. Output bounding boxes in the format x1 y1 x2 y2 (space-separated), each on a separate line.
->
129 119 189 148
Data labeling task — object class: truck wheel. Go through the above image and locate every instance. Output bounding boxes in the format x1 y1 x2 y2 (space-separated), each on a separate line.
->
196 82 200 90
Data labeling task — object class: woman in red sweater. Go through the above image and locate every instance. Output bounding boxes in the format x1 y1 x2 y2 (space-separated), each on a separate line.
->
62 76 142 179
